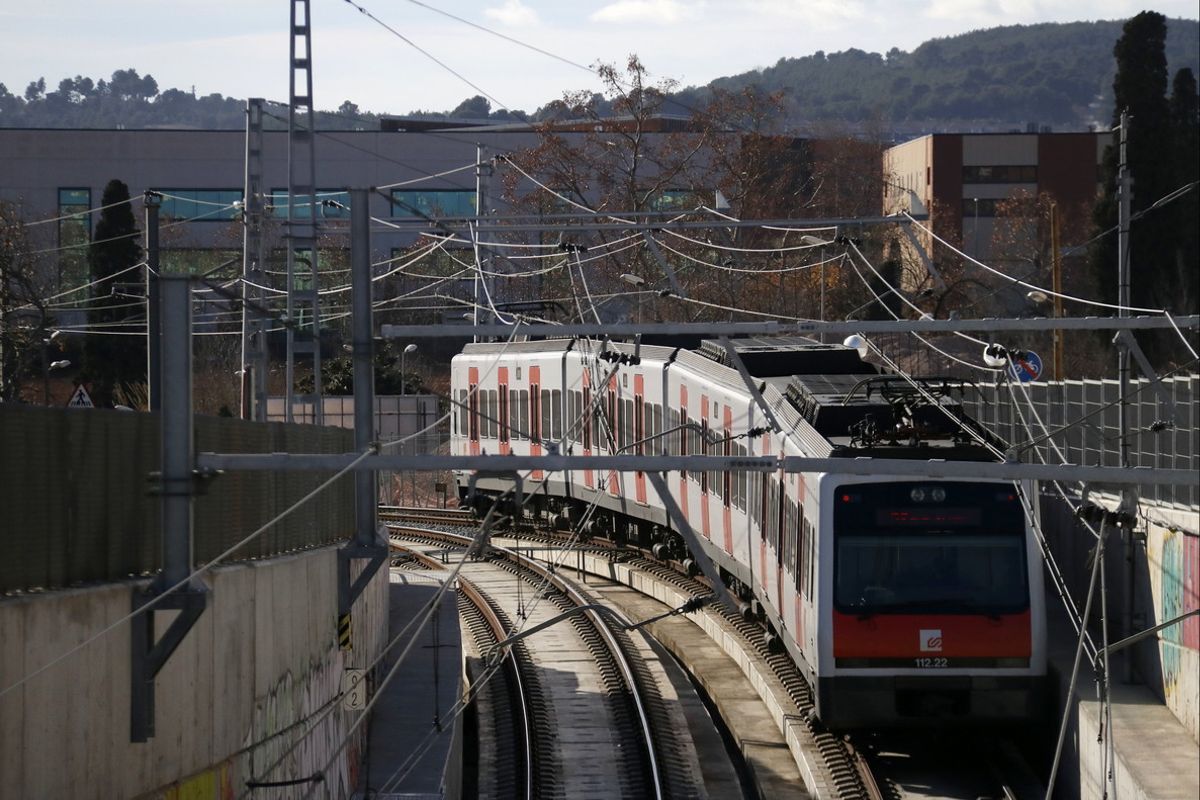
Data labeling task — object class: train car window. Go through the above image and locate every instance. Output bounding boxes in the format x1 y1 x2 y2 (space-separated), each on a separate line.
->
722 429 732 507
737 445 748 511
605 389 617 451
541 389 552 445
457 389 467 437
806 518 815 598
499 386 510 443
668 408 678 455
510 389 521 440
582 387 592 450
700 418 709 493
591 398 601 452
626 399 635 450
652 405 663 452
519 390 530 441
832 483 1028 615
530 384 540 443
797 519 808 595
468 385 479 442
679 408 689 478
551 389 562 441
487 390 498 439
568 390 579 441
635 396 645 454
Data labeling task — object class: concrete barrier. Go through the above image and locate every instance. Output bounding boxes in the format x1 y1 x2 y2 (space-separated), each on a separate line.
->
0 545 388 799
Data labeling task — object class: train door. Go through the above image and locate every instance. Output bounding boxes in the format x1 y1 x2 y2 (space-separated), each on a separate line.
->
759 433 770 594
468 366 480 456
498 367 510 456
529 365 542 480
776 469 786 613
678 384 689 520
700 394 711 540
582 368 593 489
634 374 647 504
608 372 620 497
722 403 733 554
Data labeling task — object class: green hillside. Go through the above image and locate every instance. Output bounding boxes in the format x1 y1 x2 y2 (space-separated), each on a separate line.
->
677 18 1199 131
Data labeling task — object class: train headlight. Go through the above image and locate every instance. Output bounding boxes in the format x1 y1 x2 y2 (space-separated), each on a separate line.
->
930 486 947 502
910 487 926 502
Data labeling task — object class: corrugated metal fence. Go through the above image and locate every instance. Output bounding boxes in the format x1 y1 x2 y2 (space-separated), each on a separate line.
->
961 373 1199 507
1 406 355 595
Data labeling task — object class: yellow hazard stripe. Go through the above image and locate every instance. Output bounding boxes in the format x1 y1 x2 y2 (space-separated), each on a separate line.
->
338 614 352 650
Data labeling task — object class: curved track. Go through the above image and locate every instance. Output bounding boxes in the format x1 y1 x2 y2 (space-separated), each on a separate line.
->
392 526 704 800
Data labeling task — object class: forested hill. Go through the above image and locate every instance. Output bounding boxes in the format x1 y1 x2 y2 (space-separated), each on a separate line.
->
678 18 1199 132
1 18 1196 133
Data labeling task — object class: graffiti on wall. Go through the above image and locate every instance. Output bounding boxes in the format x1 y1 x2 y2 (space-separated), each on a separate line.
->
1160 529 1199 693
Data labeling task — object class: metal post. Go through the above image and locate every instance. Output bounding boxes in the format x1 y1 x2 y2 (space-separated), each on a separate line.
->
336 188 387 632
1050 201 1064 381
350 188 376 543
241 98 267 421
819 246 826 344
145 193 161 411
474 144 491 340
973 197 980 256
1116 110 1136 683
161 275 193 584
131 273 208 742
1117 111 1132 470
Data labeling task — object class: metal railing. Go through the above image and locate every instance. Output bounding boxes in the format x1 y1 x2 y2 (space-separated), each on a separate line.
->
0 406 355 595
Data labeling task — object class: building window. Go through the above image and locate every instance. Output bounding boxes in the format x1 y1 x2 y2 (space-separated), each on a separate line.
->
390 189 475 219
962 165 1037 184
58 188 91 240
269 189 351 219
57 188 91 290
156 189 243 221
161 249 241 276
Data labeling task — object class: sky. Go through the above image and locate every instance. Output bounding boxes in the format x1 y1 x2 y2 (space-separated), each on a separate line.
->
2 1 1197 116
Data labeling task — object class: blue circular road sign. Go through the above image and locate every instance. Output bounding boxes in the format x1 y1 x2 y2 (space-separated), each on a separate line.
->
1008 350 1043 382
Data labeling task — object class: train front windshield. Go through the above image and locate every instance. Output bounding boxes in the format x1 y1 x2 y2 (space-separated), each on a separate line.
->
833 483 1029 615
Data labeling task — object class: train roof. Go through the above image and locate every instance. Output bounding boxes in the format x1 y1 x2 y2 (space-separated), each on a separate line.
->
697 337 871 377
783 372 1004 460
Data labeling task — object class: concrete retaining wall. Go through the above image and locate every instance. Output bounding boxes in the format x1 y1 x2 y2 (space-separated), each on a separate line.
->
0 545 388 799
1143 504 1200 743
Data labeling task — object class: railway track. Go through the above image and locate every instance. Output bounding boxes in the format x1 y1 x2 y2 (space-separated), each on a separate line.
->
392 527 704 800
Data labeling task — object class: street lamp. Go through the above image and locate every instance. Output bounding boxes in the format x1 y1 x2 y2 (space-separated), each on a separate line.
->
42 330 64 405
620 274 648 325
400 343 417 396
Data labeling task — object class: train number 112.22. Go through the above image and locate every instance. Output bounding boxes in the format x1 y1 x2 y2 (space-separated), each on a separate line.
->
914 657 948 668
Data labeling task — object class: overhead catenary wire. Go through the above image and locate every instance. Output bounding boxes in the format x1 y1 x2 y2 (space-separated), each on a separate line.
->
340 0 510 112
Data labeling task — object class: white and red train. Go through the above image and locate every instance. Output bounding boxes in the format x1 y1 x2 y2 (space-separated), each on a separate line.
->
450 336 1047 727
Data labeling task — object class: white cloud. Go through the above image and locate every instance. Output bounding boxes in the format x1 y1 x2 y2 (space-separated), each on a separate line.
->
589 0 694 25
484 0 540 27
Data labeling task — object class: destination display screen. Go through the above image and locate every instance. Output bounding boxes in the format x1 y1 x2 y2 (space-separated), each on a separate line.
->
875 508 982 527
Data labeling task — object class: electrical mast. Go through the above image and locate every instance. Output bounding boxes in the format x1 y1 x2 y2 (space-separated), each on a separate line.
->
285 0 323 423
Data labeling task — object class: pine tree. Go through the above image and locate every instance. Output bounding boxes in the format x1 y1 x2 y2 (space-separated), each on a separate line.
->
1169 68 1199 337
82 179 145 406
1088 12 1179 364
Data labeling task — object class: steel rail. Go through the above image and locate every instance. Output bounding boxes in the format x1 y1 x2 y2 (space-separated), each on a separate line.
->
455 575 534 800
